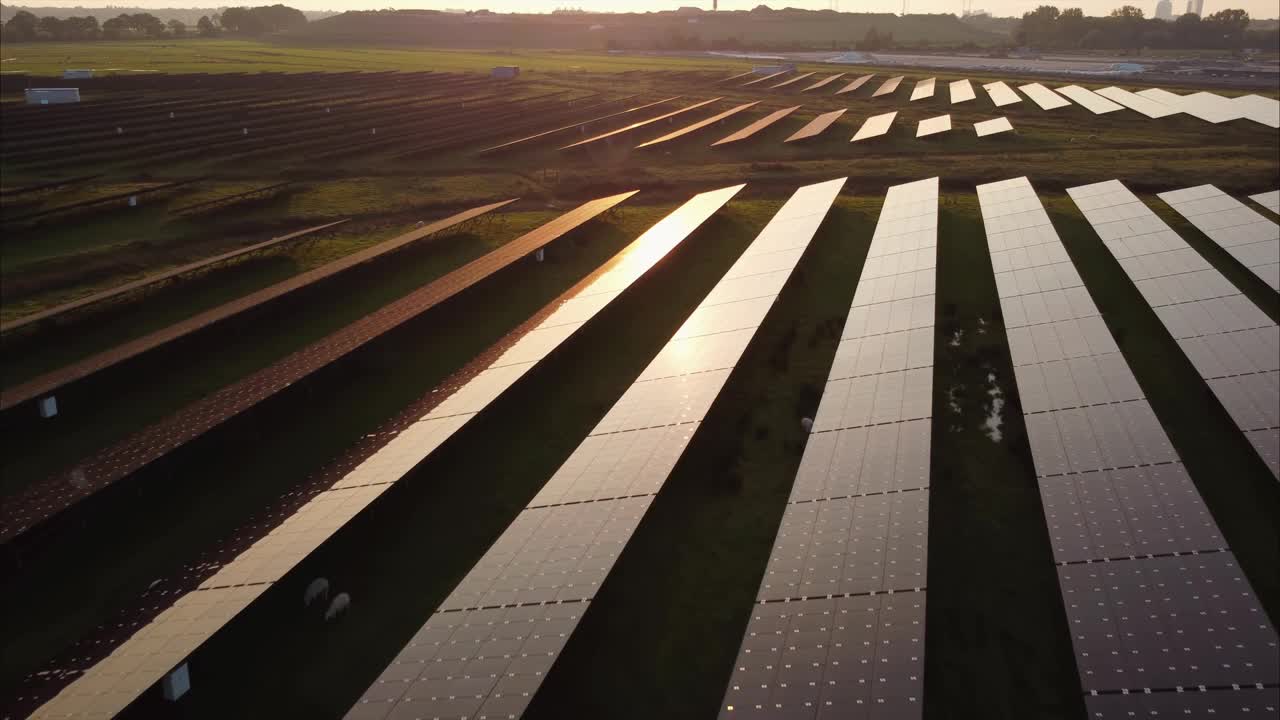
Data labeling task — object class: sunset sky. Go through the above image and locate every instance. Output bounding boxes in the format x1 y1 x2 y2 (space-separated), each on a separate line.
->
11 1 1279 18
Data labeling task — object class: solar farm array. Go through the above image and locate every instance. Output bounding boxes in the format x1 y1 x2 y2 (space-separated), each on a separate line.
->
2 66 1278 720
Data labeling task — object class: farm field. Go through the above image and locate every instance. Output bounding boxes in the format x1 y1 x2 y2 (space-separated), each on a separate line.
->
1 42 1278 720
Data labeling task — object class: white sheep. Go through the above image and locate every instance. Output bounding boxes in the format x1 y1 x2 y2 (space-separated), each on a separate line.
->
324 592 351 622
800 417 814 433
304 577 330 608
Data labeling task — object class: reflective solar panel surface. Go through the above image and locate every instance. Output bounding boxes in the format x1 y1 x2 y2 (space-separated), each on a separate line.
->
1068 179 1279 479
836 73 875 95
743 71 788 87
915 115 951 137
712 106 801 147
1233 94 1280 128
803 73 846 92
772 71 817 89
909 77 936 101
349 178 847 720
872 75 904 97
1250 189 1280 214
982 177 1278 705
720 177 938 720
851 111 897 142
1018 82 1072 110
1095 86 1180 119
1055 85 1124 114
982 80 1022 107
561 97 722 150
786 109 847 142
28 188 740 719
1158 184 1280 292
1137 88 1239 123
949 78 975 104
478 96 680 154
636 101 759 149
974 117 1013 137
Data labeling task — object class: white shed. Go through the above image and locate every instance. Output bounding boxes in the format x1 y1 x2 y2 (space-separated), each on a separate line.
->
25 88 81 105
491 66 520 79
63 69 94 79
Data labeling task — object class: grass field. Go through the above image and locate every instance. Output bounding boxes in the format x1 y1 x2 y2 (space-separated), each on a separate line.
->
1 44 1278 720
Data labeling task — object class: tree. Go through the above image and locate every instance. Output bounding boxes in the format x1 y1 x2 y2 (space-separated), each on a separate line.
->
168 19 187 37
131 13 167 38
197 15 219 36
1058 8 1089 47
1204 8 1249 48
4 10 39 41
1108 5 1144 19
37 15 65 40
1016 5 1061 47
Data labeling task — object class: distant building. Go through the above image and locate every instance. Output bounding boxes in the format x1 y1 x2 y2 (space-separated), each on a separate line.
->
62 69 93 79
1185 0 1204 16
490 66 519 79
25 88 80 105
1155 0 1173 20
752 63 796 74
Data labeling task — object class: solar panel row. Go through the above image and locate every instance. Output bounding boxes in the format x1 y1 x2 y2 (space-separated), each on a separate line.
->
637 101 759 149
742 71 788 88
974 117 1013 137
27 187 735 719
786 108 847 142
851 111 897 142
349 179 846 720
476 96 681 154
719 177 938 720
915 115 951 138
1067 179 1279 479
803 73 846 92
772 71 817 89
0 218 348 336
1018 83 1071 111
1095 86 1180 119
872 76 904 98
561 97 722 150
979 177 1279 711
1056 85 1123 114
1250 189 1280 214
712 105 801 147
909 77 936 102
835 74 875 95
949 78 976 104
982 81 1022 107
1158 184 1280 292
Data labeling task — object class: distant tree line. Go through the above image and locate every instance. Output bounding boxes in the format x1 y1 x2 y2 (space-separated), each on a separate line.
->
1016 5 1276 50
2 4 306 42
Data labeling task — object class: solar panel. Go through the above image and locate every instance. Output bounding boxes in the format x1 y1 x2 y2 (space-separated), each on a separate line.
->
742 71 788 87
974 117 1013 137
1067 179 1279 480
982 81 1022 107
350 178 848 720
785 108 846 142
1094 86 1180 118
561 97 722 150
719 70 755 84
1055 85 1123 114
1085 687 1280 719
835 73 875 95
0 219 348 336
719 176 937 720
477 96 681 154
803 72 845 92
1137 88 1240 123
0 199 515 420
1249 189 1280 214
949 78 975 104
771 71 816 89
1018 82 1071 110
851 111 897 142
909 77 936 101
712 105 801 147
872 75 904 97
915 114 951 137
28 186 743 720
1158 184 1280 292
1233 93 1280 128
980 177 1278 706
636 101 759 149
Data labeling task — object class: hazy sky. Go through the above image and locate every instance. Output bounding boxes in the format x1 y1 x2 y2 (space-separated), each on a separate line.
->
12 0 1279 19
